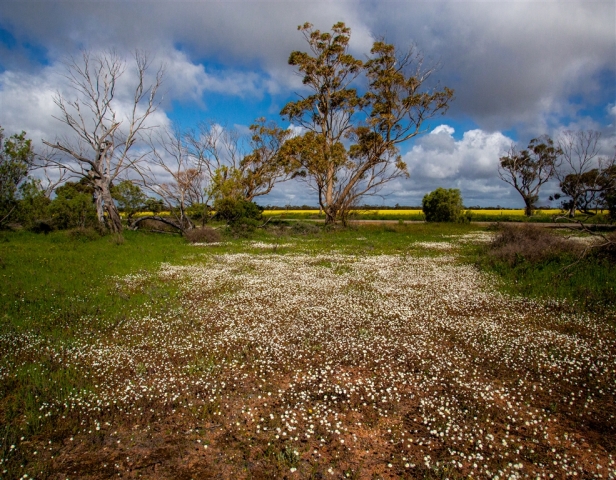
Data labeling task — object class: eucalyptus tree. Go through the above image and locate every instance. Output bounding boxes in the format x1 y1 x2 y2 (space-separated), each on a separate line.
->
0 128 34 226
498 136 560 217
43 50 164 233
281 22 454 224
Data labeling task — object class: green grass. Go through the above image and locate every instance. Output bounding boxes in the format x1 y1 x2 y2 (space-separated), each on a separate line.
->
0 223 614 478
238 221 480 255
466 232 616 317
0 229 198 463
477 254 616 315
0 229 195 334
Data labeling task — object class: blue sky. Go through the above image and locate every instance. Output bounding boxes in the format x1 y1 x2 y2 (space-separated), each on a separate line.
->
0 0 614 207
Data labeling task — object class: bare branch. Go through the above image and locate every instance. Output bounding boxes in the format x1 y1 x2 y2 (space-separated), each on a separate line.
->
43 49 163 233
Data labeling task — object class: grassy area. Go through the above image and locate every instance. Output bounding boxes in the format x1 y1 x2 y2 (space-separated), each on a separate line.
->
0 224 614 478
0 229 193 332
468 225 616 318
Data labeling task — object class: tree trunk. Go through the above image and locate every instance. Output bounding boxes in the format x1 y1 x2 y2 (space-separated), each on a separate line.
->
101 183 123 233
94 188 105 225
524 199 533 217
324 205 337 225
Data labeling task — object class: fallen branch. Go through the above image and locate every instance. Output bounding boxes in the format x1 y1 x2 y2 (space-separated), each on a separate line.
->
129 216 184 233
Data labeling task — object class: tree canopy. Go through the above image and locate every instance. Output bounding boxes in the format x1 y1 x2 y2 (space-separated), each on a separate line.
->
0 128 34 226
281 22 454 224
498 136 560 217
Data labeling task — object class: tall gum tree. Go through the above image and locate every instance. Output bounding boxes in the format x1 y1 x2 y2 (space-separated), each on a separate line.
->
43 50 163 233
498 136 560 217
280 22 454 224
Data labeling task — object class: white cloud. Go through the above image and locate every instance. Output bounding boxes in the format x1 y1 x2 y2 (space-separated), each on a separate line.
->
0 57 172 152
431 125 455 136
405 125 513 181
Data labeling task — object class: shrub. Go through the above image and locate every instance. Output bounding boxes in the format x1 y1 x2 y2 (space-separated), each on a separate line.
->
214 197 263 225
68 226 101 242
183 226 222 244
29 220 54 234
50 180 97 230
488 224 581 265
144 197 164 214
111 180 145 221
15 179 51 229
185 203 211 223
290 221 320 235
606 191 616 223
422 188 465 222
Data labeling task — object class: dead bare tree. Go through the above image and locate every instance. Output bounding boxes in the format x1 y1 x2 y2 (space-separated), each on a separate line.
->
42 50 163 233
552 130 603 217
143 126 207 232
143 119 295 232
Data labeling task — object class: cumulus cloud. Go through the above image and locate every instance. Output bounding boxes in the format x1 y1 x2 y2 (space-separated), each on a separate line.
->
1 0 614 206
2 1 613 133
385 125 518 206
364 1 615 132
405 125 512 180
259 125 520 208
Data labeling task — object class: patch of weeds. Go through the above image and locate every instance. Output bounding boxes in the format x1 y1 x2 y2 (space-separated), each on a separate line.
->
276 446 300 469
184 355 218 376
333 264 352 275
290 221 321 235
473 224 616 315
68 226 101 242
184 226 222 244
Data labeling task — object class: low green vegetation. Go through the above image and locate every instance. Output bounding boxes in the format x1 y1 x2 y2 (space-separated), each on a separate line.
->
0 229 193 334
0 223 614 478
470 224 616 317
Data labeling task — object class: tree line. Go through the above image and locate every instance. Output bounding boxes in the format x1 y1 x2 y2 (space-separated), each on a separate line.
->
1 22 614 235
498 131 615 220
0 23 454 234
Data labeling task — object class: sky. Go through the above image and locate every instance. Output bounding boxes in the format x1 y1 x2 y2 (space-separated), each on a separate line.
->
0 0 614 208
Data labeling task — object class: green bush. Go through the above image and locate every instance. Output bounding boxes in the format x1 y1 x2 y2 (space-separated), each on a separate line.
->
144 197 164 214
111 180 145 220
0 129 33 227
214 197 262 225
185 202 211 223
49 180 97 230
606 190 616 223
422 187 465 222
15 179 51 229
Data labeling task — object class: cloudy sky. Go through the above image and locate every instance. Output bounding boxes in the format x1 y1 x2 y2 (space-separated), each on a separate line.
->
0 0 614 207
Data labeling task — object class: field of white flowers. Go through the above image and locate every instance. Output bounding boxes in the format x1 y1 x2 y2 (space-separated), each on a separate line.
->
2 233 615 479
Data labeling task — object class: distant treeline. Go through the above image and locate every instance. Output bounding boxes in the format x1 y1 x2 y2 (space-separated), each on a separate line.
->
258 205 547 211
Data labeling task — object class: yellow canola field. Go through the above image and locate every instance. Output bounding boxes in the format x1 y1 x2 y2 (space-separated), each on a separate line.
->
263 209 567 216
123 209 585 218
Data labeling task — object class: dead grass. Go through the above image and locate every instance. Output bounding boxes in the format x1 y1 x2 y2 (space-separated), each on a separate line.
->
488 224 583 265
183 226 222 244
